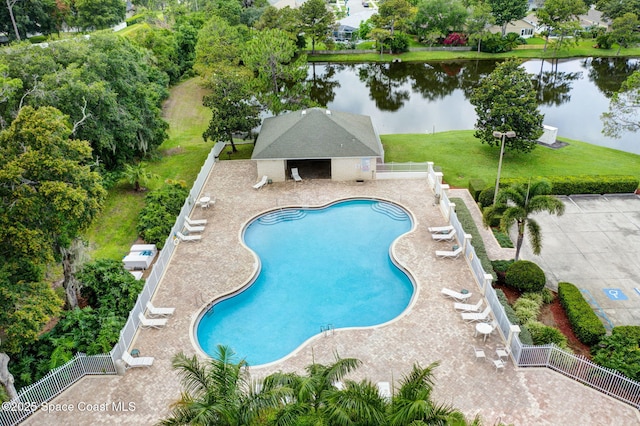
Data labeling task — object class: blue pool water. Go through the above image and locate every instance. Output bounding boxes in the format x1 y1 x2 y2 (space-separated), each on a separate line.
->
196 199 415 365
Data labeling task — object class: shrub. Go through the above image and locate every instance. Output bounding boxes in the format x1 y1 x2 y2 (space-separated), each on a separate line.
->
592 332 640 380
558 282 606 346
505 260 546 292
478 187 495 208
388 33 411 53
612 325 640 343
596 33 613 49
443 32 467 46
137 182 189 248
492 229 513 248
468 178 486 201
513 297 541 324
527 321 569 349
541 288 555 304
501 175 638 195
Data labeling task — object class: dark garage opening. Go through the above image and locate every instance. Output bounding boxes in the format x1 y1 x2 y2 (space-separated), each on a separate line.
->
287 159 331 180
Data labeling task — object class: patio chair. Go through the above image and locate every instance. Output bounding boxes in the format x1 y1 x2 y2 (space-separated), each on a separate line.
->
377 382 391 399
291 168 302 182
175 232 202 244
253 175 268 189
441 287 472 302
138 312 168 329
472 346 486 361
435 246 463 259
428 225 453 234
146 301 175 317
493 358 506 372
496 346 511 362
432 229 456 241
454 299 483 312
185 217 207 226
462 306 492 322
184 222 205 233
121 351 154 368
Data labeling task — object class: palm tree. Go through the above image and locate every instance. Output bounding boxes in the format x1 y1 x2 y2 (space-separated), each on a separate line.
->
387 362 469 426
263 353 365 425
483 180 565 260
159 346 278 426
123 162 158 192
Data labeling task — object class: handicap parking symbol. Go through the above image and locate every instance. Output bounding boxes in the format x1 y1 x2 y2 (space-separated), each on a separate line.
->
603 288 628 301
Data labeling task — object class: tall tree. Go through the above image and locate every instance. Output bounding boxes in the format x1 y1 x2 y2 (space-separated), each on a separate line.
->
595 0 640 20
74 0 126 31
470 59 544 153
0 106 106 308
536 0 588 53
242 28 310 115
466 2 496 53
298 0 335 55
372 0 416 36
194 15 248 77
414 0 468 41
202 67 261 152
610 12 640 56
483 180 565 260
602 70 640 137
487 0 528 36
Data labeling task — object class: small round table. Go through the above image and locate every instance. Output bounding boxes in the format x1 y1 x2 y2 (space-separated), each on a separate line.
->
199 196 211 209
475 322 493 342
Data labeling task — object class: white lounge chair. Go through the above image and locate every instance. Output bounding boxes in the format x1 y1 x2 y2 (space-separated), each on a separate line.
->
428 225 453 234
184 222 205 233
441 287 472 302
138 312 167 329
462 306 492 322
454 299 483 312
122 351 154 368
291 168 302 182
435 246 463 259
146 301 175 317
432 229 456 241
186 217 207 226
377 382 391 399
175 232 202 244
253 175 268 189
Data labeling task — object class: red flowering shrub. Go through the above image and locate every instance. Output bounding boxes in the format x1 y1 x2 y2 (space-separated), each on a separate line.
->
443 33 467 46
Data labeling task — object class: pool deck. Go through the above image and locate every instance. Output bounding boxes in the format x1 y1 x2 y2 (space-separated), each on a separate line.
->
23 161 640 425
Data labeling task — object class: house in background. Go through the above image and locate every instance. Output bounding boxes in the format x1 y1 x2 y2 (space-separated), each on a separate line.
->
252 108 384 182
489 17 537 38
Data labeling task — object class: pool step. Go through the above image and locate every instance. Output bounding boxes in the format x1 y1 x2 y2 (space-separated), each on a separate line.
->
258 209 306 225
371 202 408 221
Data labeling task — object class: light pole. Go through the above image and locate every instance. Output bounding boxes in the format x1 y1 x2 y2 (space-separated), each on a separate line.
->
492 130 516 204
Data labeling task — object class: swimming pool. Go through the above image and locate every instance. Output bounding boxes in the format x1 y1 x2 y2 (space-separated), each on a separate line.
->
195 199 415 365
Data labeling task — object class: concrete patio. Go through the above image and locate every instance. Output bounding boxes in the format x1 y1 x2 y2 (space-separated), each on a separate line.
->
23 161 640 425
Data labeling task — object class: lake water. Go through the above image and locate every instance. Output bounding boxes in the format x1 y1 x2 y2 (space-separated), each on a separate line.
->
308 58 640 155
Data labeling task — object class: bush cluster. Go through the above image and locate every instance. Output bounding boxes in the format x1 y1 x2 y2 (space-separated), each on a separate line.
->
137 182 189 248
527 320 569 349
592 326 640 381
505 260 546 292
558 282 606 346
479 33 525 53
10 260 143 388
501 175 639 195
468 178 486 201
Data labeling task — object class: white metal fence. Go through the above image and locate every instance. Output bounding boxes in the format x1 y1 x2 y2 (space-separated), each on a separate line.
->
1 147 219 426
0 353 116 425
426 164 640 410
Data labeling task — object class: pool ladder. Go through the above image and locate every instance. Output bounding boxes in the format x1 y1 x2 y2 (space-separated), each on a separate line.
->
320 324 334 337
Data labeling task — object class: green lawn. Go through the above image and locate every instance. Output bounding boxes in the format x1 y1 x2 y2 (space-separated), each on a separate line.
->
382 131 640 188
84 77 212 260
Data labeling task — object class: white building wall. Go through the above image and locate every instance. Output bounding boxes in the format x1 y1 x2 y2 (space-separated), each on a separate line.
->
256 160 286 182
331 157 376 181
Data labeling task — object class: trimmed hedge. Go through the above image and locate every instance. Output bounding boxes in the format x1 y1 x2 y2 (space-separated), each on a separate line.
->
501 175 638 195
612 325 640 344
505 260 546 292
468 178 486 201
558 282 606 346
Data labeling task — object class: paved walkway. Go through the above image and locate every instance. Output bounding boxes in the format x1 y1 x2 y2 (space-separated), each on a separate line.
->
23 162 640 425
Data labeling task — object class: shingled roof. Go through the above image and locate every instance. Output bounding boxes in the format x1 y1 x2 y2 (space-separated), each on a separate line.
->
251 108 383 160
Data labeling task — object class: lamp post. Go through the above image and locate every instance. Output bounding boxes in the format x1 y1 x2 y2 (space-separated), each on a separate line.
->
492 130 516 204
